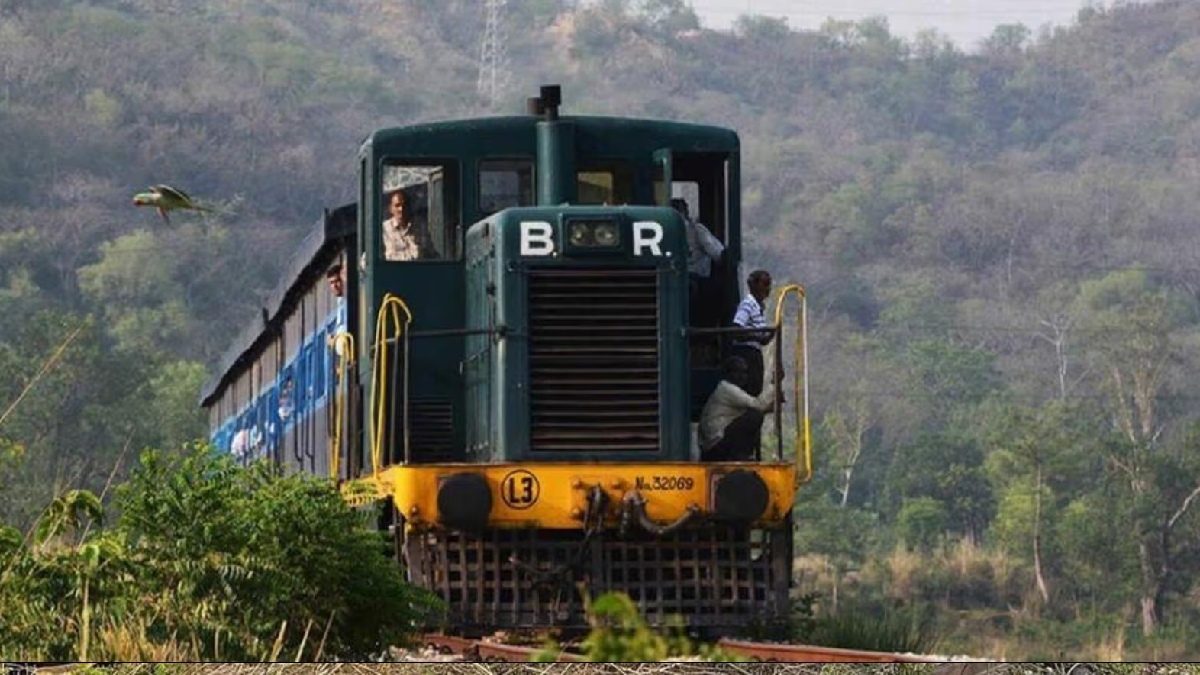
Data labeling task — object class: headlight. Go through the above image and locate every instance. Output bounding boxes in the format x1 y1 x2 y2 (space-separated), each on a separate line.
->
567 220 620 248
568 222 593 247
593 222 619 246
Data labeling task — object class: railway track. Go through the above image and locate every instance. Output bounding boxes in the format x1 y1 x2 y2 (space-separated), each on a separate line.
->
421 632 958 663
717 638 950 663
422 633 583 662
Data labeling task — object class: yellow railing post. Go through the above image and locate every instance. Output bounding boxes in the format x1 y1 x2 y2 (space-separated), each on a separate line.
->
329 332 356 481
772 284 812 485
370 294 413 483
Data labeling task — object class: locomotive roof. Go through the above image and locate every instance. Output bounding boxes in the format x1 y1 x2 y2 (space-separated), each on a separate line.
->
198 202 355 407
364 115 739 153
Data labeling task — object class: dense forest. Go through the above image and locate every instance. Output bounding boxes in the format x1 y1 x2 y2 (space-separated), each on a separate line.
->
4 0 1200 659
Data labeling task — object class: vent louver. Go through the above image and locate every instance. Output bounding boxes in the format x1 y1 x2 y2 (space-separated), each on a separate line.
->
527 268 660 453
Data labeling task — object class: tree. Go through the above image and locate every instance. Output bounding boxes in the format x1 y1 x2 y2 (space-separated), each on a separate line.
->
77 231 192 358
1072 269 1200 634
1030 282 1083 401
883 431 994 541
635 0 698 34
818 329 912 507
981 399 1094 610
792 479 878 613
896 496 947 552
1074 269 1192 447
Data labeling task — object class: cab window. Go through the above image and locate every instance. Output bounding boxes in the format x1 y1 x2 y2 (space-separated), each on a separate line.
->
480 159 534 218
577 162 632 205
380 162 460 261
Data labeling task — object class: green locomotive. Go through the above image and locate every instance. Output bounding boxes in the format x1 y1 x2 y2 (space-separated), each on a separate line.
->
201 85 811 634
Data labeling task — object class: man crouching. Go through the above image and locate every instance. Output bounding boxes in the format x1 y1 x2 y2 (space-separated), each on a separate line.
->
699 355 778 462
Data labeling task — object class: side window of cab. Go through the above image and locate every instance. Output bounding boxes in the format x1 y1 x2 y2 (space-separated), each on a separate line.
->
379 162 460 262
480 159 534 218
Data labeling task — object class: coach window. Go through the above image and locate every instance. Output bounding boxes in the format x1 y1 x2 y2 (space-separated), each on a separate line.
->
577 162 632 205
480 159 534 218
380 162 460 262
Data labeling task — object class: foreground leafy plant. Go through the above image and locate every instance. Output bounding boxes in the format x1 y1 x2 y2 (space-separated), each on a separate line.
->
0 442 439 661
808 606 938 655
535 591 744 662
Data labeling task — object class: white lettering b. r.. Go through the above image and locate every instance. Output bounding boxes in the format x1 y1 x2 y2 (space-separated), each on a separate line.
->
520 221 555 256
632 221 664 256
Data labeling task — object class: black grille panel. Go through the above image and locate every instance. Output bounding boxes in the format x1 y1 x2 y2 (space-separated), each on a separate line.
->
528 268 660 453
404 524 793 633
402 397 455 463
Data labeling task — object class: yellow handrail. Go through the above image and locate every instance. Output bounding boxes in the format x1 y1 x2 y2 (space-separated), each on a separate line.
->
328 331 356 481
370 294 413 482
772 284 812 485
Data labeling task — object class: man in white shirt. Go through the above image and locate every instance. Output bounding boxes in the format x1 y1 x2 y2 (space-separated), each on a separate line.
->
699 355 776 461
731 270 774 396
672 198 724 327
382 190 439 261
672 198 724 279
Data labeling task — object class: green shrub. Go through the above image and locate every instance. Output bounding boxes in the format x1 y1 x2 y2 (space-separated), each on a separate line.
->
808 606 938 655
534 591 745 662
789 591 819 641
0 442 439 661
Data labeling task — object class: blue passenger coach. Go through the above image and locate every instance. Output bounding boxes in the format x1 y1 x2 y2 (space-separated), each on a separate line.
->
200 204 359 478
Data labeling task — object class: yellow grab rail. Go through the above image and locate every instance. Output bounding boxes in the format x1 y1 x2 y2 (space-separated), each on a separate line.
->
328 331 356 481
772 284 812 485
369 294 413 482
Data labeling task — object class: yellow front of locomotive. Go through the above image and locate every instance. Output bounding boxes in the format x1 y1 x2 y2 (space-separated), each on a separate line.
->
383 462 801 534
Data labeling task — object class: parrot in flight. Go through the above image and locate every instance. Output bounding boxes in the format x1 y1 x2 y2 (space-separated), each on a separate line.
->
132 184 213 225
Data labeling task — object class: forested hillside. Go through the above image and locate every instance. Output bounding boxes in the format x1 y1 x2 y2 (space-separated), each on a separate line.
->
4 0 1200 658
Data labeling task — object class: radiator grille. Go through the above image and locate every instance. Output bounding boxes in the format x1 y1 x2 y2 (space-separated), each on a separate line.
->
527 268 660 453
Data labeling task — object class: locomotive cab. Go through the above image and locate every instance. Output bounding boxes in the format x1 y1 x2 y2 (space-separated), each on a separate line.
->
354 92 752 471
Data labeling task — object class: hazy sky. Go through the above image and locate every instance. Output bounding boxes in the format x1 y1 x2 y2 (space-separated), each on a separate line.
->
688 0 1101 50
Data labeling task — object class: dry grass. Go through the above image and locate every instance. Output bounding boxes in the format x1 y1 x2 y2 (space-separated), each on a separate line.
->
1085 627 1126 662
793 554 839 598
92 619 200 662
881 545 925 601
978 637 1009 663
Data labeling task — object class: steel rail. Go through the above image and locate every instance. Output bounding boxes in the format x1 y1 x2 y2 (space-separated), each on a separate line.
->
421 633 583 662
717 638 950 663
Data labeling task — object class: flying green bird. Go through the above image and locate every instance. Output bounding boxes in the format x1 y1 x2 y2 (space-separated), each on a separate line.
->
132 184 213 225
